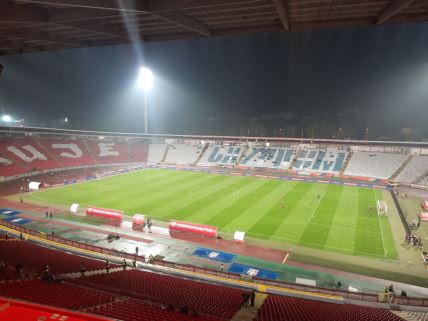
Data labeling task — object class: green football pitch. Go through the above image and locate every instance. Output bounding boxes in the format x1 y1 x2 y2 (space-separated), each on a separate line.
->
27 168 397 259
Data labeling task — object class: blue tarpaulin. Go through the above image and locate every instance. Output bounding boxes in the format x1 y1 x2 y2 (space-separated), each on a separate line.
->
0 208 22 216
3 216 32 225
193 247 237 263
228 263 278 280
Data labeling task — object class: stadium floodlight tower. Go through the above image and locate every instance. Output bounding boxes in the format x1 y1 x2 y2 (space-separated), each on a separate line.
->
2 115 12 122
137 66 153 134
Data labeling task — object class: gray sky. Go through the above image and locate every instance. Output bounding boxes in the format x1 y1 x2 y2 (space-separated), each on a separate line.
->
0 22 427 140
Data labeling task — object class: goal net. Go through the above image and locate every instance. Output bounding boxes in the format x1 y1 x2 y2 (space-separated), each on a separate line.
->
377 200 388 216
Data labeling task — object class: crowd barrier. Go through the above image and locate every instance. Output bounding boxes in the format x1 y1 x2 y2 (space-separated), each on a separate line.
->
152 258 428 307
0 221 140 262
1 220 427 307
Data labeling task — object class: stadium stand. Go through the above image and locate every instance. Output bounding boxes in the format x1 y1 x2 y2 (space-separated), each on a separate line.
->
147 143 167 164
0 138 60 171
88 298 222 321
0 240 106 277
0 134 427 187
292 149 348 174
164 143 202 165
0 138 150 178
0 279 114 310
240 147 296 169
37 139 96 167
255 294 405 321
396 156 428 184
0 162 27 177
344 152 407 180
70 269 245 319
198 145 244 166
85 140 130 164
129 142 149 162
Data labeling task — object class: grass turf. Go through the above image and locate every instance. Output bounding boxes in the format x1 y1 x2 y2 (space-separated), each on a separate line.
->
26 168 397 259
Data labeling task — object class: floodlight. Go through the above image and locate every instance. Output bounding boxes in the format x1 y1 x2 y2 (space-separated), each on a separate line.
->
2 115 12 122
137 67 153 91
65 117 68 123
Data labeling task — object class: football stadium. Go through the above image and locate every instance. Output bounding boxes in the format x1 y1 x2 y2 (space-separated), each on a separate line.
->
0 1 428 321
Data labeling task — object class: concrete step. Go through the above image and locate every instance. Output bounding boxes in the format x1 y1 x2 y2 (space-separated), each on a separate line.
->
230 292 268 321
394 311 428 321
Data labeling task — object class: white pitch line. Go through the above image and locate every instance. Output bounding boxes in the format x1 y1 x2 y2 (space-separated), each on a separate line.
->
307 191 326 223
373 189 387 257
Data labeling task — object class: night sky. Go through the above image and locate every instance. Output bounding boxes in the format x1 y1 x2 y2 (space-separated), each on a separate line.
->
0 22 428 140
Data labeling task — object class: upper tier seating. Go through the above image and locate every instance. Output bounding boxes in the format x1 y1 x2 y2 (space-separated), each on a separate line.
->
88 298 222 321
0 162 27 177
37 139 96 167
147 144 166 164
292 149 347 174
0 279 114 310
396 156 428 184
344 152 407 180
240 147 295 169
129 142 149 162
0 240 106 275
70 269 245 319
198 145 244 166
0 139 60 171
0 138 149 178
165 144 202 165
85 140 131 164
255 294 405 321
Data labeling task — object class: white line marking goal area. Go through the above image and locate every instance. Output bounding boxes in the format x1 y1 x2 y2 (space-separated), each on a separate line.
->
373 189 387 257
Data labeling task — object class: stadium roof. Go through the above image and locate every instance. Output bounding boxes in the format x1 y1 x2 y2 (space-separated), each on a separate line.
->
2 125 428 147
0 0 427 55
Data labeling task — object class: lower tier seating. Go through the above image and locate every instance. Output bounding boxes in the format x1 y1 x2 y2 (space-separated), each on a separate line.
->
88 299 222 321
255 295 404 321
0 279 114 310
70 269 245 319
0 240 107 277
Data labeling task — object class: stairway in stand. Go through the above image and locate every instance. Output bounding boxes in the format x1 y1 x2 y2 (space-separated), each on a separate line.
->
339 150 353 176
390 155 414 181
393 310 428 321
194 143 209 165
236 145 249 165
230 292 268 321
161 144 169 164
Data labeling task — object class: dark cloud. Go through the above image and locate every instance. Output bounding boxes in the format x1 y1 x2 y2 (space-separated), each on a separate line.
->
0 22 428 140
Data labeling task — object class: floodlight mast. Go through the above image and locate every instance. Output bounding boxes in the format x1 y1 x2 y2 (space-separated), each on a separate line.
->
2 115 12 122
137 67 153 134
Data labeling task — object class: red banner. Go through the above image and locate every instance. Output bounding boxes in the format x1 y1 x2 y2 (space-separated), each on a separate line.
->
169 220 217 238
420 212 428 221
86 207 123 221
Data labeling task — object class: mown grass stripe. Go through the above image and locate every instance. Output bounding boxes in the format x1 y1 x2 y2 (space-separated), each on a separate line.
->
163 176 251 220
246 182 316 239
299 184 343 249
353 188 384 257
205 179 281 227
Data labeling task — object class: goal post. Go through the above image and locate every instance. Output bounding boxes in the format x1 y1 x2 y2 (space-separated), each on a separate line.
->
377 200 388 216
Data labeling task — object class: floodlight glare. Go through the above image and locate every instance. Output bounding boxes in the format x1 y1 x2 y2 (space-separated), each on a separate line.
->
137 67 153 91
2 115 12 122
